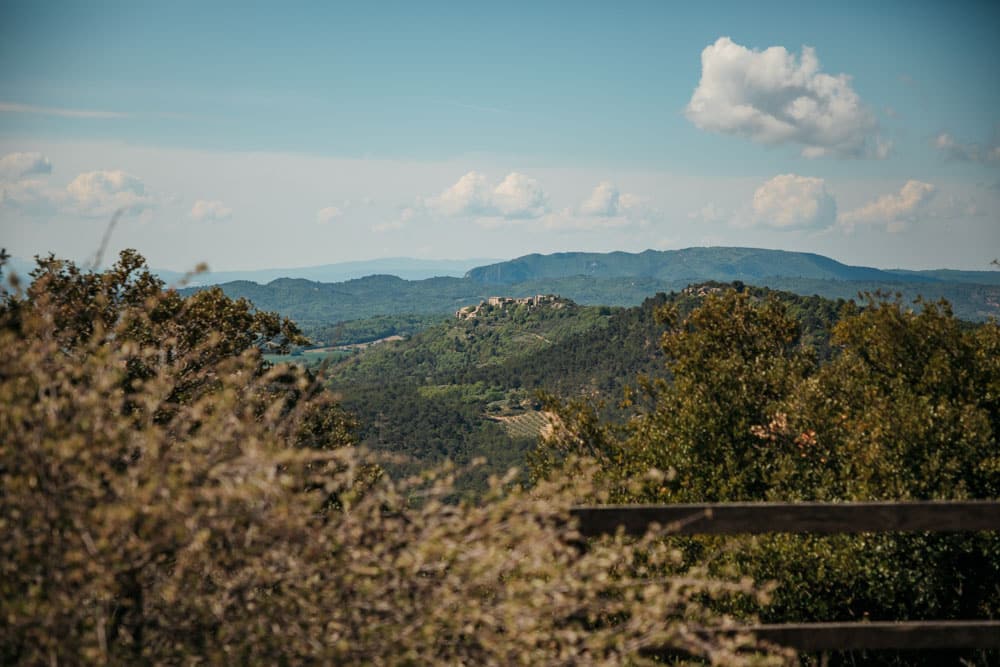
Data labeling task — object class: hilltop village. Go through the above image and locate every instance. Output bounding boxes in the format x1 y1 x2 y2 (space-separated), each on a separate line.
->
455 294 566 320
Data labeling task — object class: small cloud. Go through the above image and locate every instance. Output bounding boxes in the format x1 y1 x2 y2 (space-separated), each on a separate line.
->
544 182 651 231
688 202 728 224
316 206 342 224
750 174 837 230
492 172 547 219
190 199 232 222
0 152 52 181
686 37 882 158
874 137 893 160
372 220 406 233
933 132 1000 165
578 181 621 217
65 170 155 218
372 206 416 233
427 171 548 221
839 180 936 231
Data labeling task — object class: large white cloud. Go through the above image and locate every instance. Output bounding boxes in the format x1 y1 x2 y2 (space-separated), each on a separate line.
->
751 174 837 229
0 152 52 181
190 199 233 222
429 171 548 220
839 180 935 231
686 37 881 158
934 133 1000 165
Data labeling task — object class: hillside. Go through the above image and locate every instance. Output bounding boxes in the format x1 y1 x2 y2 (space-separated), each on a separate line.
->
321 284 846 495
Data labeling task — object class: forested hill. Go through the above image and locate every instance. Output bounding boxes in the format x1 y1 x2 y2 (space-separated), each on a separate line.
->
324 284 847 494
465 247 1000 286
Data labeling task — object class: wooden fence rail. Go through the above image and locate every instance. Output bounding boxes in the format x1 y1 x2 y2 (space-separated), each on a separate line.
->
570 499 1000 537
570 500 1000 652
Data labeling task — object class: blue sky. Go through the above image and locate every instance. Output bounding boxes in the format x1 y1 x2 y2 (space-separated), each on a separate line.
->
1 0 998 271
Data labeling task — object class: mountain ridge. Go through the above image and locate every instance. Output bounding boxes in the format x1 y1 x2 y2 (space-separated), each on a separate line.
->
464 247 998 285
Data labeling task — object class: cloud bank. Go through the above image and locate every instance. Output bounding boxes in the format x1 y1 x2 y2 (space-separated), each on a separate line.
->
686 37 881 158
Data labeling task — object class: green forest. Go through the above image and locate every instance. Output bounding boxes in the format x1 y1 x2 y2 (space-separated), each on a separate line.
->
3 251 999 665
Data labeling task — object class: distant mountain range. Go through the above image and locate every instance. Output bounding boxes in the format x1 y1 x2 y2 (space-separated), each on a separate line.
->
8 247 998 326
168 257 501 286
2 256 499 286
175 247 1000 331
465 248 1000 286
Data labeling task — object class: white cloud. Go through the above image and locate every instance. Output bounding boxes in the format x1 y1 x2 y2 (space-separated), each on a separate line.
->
492 172 547 219
65 171 155 218
839 180 936 231
933 133 1000 165
190 199 232 222
0 152 52 181
428 171 548 220
316 206 342 224
686 37 881 158
750 174 837 229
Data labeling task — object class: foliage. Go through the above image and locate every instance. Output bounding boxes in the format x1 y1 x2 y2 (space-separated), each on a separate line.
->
1 252 788 665
533 288 1000 663
306 312 447 347
328 286 847 497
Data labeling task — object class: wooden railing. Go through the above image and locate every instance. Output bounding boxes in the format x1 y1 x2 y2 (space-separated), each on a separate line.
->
569 500 1000 651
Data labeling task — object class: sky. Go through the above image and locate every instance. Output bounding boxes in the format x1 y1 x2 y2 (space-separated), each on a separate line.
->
1 0 998 272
